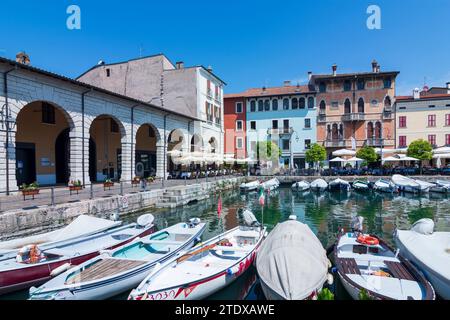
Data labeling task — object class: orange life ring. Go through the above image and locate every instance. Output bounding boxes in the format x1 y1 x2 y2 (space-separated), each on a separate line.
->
357 235 379 246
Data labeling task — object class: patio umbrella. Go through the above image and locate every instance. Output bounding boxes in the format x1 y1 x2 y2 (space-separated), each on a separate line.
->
329 157 347 162
433 147 450 154
398 155 419 161
347 157 363 162
436 156 442 168
432 153 450 159
382 156 400 162
332 149 356 157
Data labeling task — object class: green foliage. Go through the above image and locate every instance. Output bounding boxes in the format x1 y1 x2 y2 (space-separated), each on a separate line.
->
358 289 374 300
407 139 433 161
317 288 334 300
21 182 40 191
256 141 282 160
356 146 378 164
305 143 327 163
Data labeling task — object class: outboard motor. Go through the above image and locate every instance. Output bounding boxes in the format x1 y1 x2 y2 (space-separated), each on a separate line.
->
411 218 434 235
351 216 364 233
242 209 260 227
188 217 201 228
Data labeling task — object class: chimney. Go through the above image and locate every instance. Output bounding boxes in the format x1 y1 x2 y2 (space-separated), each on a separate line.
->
207 65 213 73
16 51 30 65
175 61 184 69
371 60 378 73
413 88 420 100
332 64 337 76
376 64 380 73
308 71 312 81
446 82 450 94
283 80 291 87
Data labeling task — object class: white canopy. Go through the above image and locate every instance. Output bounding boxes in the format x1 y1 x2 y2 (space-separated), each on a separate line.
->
398 155 419 161
256 220 328 300
330 157 347 162
332 149 356 156
347 156 363 162
433 153 450 159
382 156 401 162
433 147 450 154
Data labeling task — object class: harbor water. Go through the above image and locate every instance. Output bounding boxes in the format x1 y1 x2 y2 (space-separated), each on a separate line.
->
2 186 449 300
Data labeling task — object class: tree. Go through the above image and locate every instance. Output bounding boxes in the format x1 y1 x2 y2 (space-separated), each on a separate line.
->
305 143 326 173
407 139 433 174
256 141 282 160
356 146 378 167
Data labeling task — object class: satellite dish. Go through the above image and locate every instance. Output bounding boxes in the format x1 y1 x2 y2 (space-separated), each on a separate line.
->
137 214 155 227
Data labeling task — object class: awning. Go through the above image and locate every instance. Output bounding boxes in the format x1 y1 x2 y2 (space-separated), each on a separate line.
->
329 157 347 162
332 149 356 156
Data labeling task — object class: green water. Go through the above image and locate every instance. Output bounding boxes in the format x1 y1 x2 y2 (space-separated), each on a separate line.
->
3 187 449 300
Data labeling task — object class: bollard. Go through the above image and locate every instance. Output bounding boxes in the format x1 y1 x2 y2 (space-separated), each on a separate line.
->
51 187 55 206
90 183 94 199
120 181 124 196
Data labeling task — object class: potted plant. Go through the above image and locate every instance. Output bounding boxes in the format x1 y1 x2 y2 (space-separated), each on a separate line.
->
131 176 141 186
21 182 40 200
68 180 83 194
146 176 155 183
103 178 114 190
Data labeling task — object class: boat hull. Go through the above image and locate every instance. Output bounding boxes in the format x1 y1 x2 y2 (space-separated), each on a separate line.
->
0 226 155 295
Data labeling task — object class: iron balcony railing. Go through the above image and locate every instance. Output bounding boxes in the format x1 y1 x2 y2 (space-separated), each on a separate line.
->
267 127 294 135
324 140 346 147
342 113 365 122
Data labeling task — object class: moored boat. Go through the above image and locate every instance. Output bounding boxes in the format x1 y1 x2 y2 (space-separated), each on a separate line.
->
240 180 260 192
310 179 328 192
261 178 280 192
394 218 450 300
413 179 433 193
0 214 156 295
329 178 350 192
392 174 421 193
29 218 206 300
334 216 435 300
256 216 331 300
429 180 450 193
352 180 370 191
128 210 266 301
291 181 310 191
373 179 398 193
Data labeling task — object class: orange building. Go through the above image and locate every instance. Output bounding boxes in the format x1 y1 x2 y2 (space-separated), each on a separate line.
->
223 94 247 159
310 60 399 158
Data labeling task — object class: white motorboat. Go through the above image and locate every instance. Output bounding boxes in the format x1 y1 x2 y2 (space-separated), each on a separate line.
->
429 180 450 193
260 178 280 192
0 215 121 256
329 178 350 191
373 179 398 193
352 180 370 191
392 174 421 193
413 179 433 193
239 180 260 192
29 218 206 300
334 217 435 300
394 218 450 299
291 181 310 191
128 210 266 301
310 179 328 192
256 216 330 300
0 214 156 295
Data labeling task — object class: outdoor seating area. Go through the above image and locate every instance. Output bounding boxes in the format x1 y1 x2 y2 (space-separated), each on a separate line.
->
167 169 245 180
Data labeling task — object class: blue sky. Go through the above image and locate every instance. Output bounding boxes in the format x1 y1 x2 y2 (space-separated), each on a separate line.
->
1 0 449 95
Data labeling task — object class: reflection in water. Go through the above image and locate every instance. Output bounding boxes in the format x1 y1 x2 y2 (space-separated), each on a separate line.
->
3 187 449 300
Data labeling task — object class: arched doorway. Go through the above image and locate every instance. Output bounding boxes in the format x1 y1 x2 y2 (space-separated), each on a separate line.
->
344 99 351 114
190 134 203 152
135 124 159 178
167 129 185 173
89 115 124 182
358 98 365 113
15 101 73 187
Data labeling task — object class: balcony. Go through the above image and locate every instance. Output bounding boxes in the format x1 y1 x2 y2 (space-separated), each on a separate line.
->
342 113 365 122
324 140 346 148
267 127 293 135
365 138 395 147
382 109 393 119
317 114 327 123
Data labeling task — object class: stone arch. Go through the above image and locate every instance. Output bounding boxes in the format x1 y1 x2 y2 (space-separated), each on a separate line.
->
358 97 365 113
190 134 204 152
134 123 161 178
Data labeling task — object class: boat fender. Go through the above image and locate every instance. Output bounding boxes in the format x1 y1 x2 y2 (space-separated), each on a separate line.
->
327 259 332 269
50 263 72 277
327 273 334 285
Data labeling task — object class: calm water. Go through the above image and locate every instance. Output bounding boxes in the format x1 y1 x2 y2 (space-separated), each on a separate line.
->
3 187 449 300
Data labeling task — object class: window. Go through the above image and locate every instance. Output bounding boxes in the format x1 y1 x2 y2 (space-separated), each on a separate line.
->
205 102 213 122
272 99 278 111
250 121 256 130
331 101 339 109
428 114 436 127
319 82 326 93
343 80 352 92
292 98 298 109
307 97 315 109
282 139 290 151
258 100 264 112
305 139 311 149
106 68 111 77
110 119 119 133
250 101 256 112
319 100 326 112
399 136 407 147
272 120 278 129
371 99 378 107
428 135 436 146
236 137 243 149
384 77 392 89
429 105 435 108
215 106 221 125
207 80 212 96
299 97 306 109
358 98 365 113
357 79 365 90
236 120 243 131
304 118 311 129
41 102 55 124
446 114 450 126
264 100 270 111
446 134 450 145
399 116 407 128
283 98 289 110
344 99 351 114
283 119 290 130
235 102 243 113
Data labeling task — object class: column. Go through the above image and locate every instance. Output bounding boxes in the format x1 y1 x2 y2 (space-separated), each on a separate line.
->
69 132 90 185
156 143 166 179
120 141 133 182
0 127 18 193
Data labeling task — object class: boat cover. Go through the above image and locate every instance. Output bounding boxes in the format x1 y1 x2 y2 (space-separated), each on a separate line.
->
329 178 350 186
311 179 328 189
414 179 435 190
392 175 419 187
256 220 328 300
0 215 121 252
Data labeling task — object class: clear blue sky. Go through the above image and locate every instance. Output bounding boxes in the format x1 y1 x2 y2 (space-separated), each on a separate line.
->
1 0 449 95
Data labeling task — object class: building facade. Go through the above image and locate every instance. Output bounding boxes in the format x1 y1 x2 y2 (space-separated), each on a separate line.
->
0 53 215 194
395 86 450 160
225 83 317 169
223 94 247 159
310 61 399 158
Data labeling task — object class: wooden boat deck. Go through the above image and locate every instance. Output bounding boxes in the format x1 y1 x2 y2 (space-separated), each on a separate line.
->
339 258 361 275
384 260 414 281
66 258 146 284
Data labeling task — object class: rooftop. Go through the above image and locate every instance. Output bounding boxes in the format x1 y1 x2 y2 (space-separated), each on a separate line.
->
225 84 315 99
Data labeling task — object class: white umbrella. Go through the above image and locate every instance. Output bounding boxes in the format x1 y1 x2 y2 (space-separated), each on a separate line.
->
382 156 400 162
332 149 356 156
398 155 419 161
432 153 450 159
330 157 347 162
433 147 450 154
436 156 442 168
347 156 363 162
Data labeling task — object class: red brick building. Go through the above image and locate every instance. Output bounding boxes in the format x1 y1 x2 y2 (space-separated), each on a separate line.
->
223 94 247 159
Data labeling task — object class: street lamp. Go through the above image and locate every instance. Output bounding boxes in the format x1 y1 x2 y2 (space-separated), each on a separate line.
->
289 129 300 172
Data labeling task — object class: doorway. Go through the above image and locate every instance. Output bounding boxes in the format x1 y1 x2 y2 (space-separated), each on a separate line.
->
16 142 36 186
